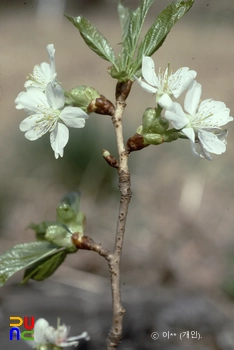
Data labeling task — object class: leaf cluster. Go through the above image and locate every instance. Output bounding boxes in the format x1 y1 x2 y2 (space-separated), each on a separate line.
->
66 0 194 81
0 192 84 286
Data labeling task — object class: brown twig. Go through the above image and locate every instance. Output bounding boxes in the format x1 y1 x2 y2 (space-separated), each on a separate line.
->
73 80 133 349
72 234 111 261
105 80 132 349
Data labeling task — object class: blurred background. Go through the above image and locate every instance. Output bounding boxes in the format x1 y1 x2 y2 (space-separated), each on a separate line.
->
1 0 234 349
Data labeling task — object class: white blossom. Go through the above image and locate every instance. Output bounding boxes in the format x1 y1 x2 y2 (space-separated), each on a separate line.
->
16 82 88 159
27 318 90 349
24 44 57 90
135 56 197 104
163 80 233 160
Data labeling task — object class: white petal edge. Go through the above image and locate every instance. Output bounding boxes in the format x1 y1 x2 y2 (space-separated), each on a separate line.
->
46 83 64 110
135 77 157 94
158 94 173 109
164 102 188 129
198 129 226 154
182 127 195 143
15 88 49 112
141 56 159 87
50 123 69 159
33 319 49 344
170 68 197 98
184 80 202 115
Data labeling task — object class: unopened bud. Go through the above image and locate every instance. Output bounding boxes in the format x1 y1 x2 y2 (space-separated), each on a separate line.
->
66 86 115 116
143 133 165 145
142 107 169 134
89 95 115 116
102 149 119 168
66 85 100 111
126 133 149 152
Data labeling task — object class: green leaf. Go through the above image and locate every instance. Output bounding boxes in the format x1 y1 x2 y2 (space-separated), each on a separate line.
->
29 221 56 241
0 242 58 287
136 0 194 68
118 1 132 42
121 0 155 68
65 15 116 65
45 224 77 250
108 68 131 82
22 250 67 283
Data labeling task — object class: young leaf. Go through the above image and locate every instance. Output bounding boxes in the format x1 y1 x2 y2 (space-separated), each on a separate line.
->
121 0 155 69
136 0 194 67
118 1 132 42
56 203 86 235
0 242 58 287
29 220 56 241
21 250 67 284
60 191 81 215
65 15 116 65
45 224 76 249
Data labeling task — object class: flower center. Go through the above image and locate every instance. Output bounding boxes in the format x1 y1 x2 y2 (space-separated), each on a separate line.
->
35 107 60 135
157 64 174 100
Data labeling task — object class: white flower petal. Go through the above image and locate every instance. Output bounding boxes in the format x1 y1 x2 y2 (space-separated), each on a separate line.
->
15 92 27 109
137 57 197 102
189 140 200 158
46 83 64 110
60 107 88 128
60 341 79 347
199 146 212 160
198 98 227 115
47 43 56 75
141 56 159 87
19 114 43 132
184 80 201 115
24 128 42 141
201 109 232 128
50 123 69 158
33 318 49 344
158 94 173 109
24 44 57 91
15 88 49 112
217 130 228 144
182 127 195 142
169 67 197 98
24 62 56 90
135 77 157 94
198 129 226 154
164 102 188 129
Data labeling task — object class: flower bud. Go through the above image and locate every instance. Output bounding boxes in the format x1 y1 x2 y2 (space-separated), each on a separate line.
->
143 133 165 145
66 85 100 111
90 95 115 116
143 131 180 145
102 149 119 168
142 107 169 134
126 133 149 152
66 86 115 116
